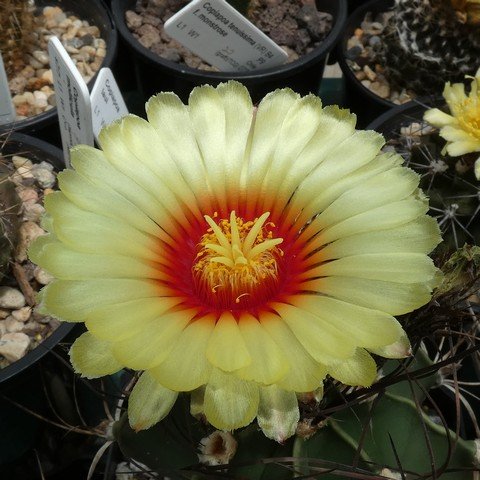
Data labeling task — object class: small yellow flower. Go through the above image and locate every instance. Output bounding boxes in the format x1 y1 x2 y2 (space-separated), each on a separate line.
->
424 68 480 179
30 82 441 441
450 0 480 24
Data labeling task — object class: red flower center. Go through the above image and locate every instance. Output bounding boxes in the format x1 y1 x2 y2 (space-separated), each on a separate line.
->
192 211 284 311
160 210 308 317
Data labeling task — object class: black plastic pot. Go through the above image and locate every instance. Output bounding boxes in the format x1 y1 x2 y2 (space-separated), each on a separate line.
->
0 133 75 465
366 96 439 132
0 0 117 146
347 0 371 14
111 0 347 103
338 0 394 127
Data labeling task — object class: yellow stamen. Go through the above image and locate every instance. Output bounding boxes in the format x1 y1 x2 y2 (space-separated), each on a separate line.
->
192 211 283 308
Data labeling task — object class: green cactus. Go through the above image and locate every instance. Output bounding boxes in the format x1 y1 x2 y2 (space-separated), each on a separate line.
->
294 349 478 480
112 343 479 479
377 0 480 95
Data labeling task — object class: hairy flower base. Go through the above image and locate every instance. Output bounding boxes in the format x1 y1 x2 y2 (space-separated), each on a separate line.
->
30 81 441 440
424 68 480 179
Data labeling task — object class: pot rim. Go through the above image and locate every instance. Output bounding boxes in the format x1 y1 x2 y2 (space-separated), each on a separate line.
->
0 0 118 134
0 132 73 385
111 0 347 83
337 0 395 109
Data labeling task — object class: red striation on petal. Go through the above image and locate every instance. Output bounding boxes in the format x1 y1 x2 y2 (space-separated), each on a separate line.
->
150 206 310 321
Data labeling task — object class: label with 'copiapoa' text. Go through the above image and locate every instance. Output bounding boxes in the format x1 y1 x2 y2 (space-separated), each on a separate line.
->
164 0 288 72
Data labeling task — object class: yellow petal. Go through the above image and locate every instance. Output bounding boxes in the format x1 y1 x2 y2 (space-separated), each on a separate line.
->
328 348 377 387
206 312 251 372
423 108 455 128
369 331 412 358
32 239 167 281
284 151 402 227
309 253 437 284
41 279 162 322
316 216 441 261
99 120 190 234
257 385 299 442
85 297 181 341
69 332 122 378
446 138 480 156
58 169 164 237
317 197 429 245
236 313 288 384
112 309 193 370
188 82 253 213
313 167 419 228
290 295 403 349
149 315 215 391
128 372 177 431
444 82 466 108
70 145 176 247
204 368 259 430
244 88 300 212
270 105 358 217
260 312 327 392
438 125 474 143
45 192 160 260
287 130 385 225
146 91 214 213
119 115 202 220
256 95 327 212
272 302 355 364
303 276 434 315
190 386 206 418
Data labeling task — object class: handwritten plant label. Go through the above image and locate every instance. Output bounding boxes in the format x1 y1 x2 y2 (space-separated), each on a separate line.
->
90 67 128 141
0 53 15 125
164 0 288 72
48 36 93 167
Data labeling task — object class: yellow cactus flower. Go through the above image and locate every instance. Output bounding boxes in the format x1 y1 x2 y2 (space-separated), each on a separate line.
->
29 82 441 441
424 69 480 179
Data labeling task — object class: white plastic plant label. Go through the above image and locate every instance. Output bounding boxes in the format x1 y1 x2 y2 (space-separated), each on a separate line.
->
48 36 93 167
90 67 128 142
164 0 288 72
0 53 15 125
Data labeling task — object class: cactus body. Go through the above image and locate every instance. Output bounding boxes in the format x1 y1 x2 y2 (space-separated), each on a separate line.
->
378 0 480 94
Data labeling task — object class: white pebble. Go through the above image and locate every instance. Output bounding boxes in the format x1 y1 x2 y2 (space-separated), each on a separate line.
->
5 317 24 333
33 91 48 108
34 267 54 285
17 165 35 180
15 221 46 262
12 94 27 106
96 47 106 58
0 287 26 309
23 203 46 222
31 165 56 188
23 92 35 106
12 156 33 170
32 50 50 65
41 69 54 83
11 307 32 323
0 333 31 363
16 186 38 204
